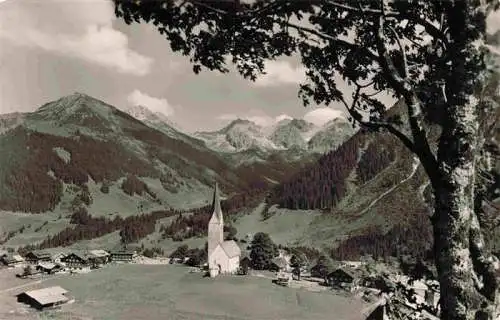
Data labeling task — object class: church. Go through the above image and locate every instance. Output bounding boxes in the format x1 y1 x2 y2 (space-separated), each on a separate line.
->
207 182 241 277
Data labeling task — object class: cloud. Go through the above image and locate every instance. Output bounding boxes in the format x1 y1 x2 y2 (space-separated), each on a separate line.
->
216 112 293 127
253 60 306 87
127 90 174 116
487 9 500 34
303 108 345 126
0 0 152 76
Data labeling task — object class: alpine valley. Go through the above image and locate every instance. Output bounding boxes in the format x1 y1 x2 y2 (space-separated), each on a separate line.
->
0 90 498 261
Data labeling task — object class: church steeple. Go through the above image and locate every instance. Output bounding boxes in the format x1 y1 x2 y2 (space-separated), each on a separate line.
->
208 181 224 256
211 181 223 223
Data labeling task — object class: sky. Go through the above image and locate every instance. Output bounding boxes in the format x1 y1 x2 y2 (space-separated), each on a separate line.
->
1 0 500 133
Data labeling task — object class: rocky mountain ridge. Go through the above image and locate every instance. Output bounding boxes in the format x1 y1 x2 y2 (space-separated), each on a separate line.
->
194 115 355 155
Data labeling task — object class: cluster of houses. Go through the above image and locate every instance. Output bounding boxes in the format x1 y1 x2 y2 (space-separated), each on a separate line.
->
0 249 138 275
267 253 441 319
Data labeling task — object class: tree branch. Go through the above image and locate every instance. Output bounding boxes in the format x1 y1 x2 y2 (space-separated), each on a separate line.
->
324 0 448 46
376 12 408 95
375 4 439 180
339 83 419 156
282 21 379 62
388 25 408 79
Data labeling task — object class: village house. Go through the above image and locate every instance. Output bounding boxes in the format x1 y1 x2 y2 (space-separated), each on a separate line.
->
88 249 111 267
25 251 52 265
17 286 70 310
270 256 289 272
36 262 63 275
110 250 136 262
340 260 365 268
207 183 241 277
362 275 396 293
327 268 363 292
60 252 89 269
1 253 25 267
51 252 67 264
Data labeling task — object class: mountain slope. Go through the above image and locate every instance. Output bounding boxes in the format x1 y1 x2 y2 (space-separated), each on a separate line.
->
0 93 309 214
265 100 437 252
122 104 206 149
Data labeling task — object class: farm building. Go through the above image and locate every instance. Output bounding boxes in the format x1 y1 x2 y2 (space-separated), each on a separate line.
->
25 251 52 264
16 286 70 310
36 262 63 274
88 250 111 267
60 252 89 268
1 253 25 267
51 252 67 264
270 256 289 272
110 250 136 262
327 268 363 291
362 275 396 293
207 183 241 277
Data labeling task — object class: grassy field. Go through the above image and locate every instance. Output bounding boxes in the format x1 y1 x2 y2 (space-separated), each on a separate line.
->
0 210 70 247
232 205 322 246
0 264 367 320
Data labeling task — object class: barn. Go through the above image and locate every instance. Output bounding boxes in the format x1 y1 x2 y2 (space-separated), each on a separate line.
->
16 286 70 310
60 252 89 268
24 251 52 265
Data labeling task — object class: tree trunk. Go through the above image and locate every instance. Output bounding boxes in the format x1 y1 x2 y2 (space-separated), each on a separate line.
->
431 98 499 320
426 3 500 319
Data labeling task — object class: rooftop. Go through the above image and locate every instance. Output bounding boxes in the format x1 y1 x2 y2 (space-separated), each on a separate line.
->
89 249 110 258
19 286 69 306
221 240 241 258
272 256 289 269
37 262 58 270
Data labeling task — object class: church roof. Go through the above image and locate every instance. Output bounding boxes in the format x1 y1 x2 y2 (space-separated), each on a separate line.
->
221 240 241 258
211 182 223 222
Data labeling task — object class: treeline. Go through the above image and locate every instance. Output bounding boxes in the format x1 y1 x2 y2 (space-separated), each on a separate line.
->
330 212 433 261
26 207 180 250
121 174 157 199
21 186 266 250
267 133 365 209
0 128 156 212
356 138 396 185
161 187 266 241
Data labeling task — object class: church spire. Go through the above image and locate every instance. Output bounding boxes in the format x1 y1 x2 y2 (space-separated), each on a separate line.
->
211 181 223 221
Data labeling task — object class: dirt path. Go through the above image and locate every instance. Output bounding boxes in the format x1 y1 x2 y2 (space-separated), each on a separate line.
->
359 156 420 216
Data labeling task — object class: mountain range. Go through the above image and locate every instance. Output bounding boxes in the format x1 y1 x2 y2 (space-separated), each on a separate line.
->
0 89 498 259
194 115 354 155
0 93 331 215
